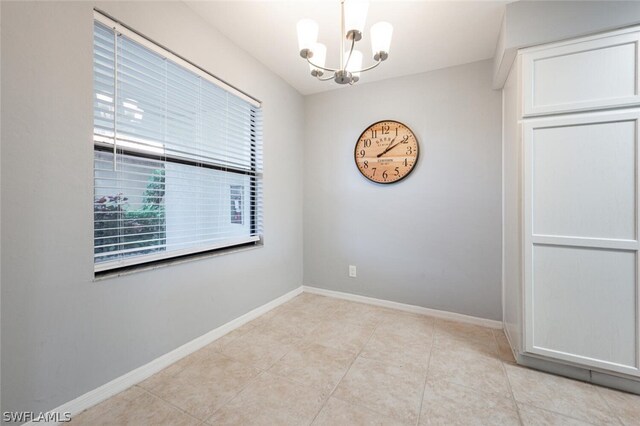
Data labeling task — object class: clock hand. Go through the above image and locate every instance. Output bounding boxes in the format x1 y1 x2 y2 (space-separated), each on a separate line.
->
377 137 400 158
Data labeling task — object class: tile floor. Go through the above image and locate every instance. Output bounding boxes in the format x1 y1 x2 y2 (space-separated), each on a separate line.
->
70 293 640 425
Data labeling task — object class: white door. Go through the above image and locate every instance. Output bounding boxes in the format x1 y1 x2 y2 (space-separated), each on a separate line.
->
523 110 640 377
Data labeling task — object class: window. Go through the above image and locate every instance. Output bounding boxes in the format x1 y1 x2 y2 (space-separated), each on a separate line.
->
93 12 263 273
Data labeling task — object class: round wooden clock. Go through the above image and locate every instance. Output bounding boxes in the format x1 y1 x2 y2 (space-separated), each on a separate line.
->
354 120 419 184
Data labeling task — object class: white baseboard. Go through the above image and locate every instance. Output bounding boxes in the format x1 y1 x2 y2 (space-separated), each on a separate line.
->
27 286 303 426
302 285 503 329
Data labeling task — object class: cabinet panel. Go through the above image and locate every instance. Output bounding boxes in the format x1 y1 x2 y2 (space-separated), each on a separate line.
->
531 118 636 240
529 245 638 375
523 31 640 116
523 110 640 377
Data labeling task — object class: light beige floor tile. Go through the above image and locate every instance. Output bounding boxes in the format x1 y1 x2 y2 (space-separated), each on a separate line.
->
221 324 300 370
284 293 340 312
246 306 284 328
202 322 256 353
305 319 376 355
269 343 355 397
435 319 496 341
206 372 326 425
73 391 199 426
427 343 511 398
150 352 261 421
329 301 387 328
312 397 408 426
264 308 324 338
333 356 425 424
419 380 520 425
70 387 145 425
375 311 435 340
518 403 594 426
433 332 499 358
360 326 431 374
504 364 619 425
434 320 499 357
493 329 516 363
138 357 191 391
597 387 640 425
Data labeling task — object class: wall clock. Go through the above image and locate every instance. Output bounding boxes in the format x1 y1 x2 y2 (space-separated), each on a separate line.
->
354 120 419 184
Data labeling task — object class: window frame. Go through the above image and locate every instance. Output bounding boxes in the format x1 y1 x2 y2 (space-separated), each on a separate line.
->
93 10 263 274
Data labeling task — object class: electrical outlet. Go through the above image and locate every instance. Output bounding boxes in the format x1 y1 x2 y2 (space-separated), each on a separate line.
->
349 265 357 278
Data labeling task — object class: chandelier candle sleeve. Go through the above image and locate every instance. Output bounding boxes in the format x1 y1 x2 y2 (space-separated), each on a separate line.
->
344 1 369 41
371 21 393 60
309 43 327 75
297 19 319 53
296 0 392 85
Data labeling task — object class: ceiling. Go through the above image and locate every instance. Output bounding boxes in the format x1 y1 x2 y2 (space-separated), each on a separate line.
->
185 1 509 95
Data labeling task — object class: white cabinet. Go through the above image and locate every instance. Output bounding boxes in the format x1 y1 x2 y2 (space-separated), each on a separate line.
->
522 30 640 116
503 27 640 383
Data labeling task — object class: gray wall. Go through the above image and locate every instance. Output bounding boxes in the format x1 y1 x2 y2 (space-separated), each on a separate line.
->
1 0 304 415
303 60 502 321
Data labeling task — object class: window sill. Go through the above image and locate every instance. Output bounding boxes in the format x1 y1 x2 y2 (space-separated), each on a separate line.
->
93 241 264 282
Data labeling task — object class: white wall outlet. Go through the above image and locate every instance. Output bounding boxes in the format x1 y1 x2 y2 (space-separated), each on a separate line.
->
349 265 357 278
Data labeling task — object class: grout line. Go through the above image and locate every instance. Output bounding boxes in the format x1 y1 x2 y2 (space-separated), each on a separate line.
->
593 386 626 426
414 319 437 426
136 385 204 424
306 311 381 425
517 403 602 426
502 356 622 425
492 329 524 426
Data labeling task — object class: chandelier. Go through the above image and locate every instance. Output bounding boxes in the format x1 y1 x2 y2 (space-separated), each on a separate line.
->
297 1 393 85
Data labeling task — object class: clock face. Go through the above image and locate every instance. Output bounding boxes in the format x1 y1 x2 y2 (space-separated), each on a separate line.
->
354 120 419 184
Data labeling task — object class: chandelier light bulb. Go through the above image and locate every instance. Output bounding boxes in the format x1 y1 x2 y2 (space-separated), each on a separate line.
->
371 21 393 60
297 19 319 53
344 1 369 38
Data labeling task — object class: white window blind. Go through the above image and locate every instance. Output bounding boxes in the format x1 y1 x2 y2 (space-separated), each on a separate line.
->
93 13 263 272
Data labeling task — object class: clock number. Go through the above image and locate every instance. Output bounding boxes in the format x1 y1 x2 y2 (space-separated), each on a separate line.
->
394 167 400 176
381 124 390 135
406 146 413 155
382 170 388 180
371 167 377 176
403 158 408 167
363 160 368 169
359 149 366 157
395 127 398 136
370 129 377 138
401 135 409 143
363 139 372 148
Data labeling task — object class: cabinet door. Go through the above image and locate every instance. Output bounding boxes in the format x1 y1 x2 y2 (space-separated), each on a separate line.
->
522 29 640 117
523 110 640 376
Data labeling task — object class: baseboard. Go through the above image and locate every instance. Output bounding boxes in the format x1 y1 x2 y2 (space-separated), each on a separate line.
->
302 285 503 329
26 286 303 425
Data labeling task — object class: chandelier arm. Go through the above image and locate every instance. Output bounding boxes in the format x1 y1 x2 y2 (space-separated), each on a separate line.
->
317 73 335 81
353 57 383 74
306 57 339 73
344 38 355 71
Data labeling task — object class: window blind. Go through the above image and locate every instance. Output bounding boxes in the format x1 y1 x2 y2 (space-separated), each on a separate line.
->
93 13 263 272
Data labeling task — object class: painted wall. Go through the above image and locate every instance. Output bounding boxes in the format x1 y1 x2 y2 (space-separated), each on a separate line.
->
493 1 640 87
1 0 304 415
303 60 502 321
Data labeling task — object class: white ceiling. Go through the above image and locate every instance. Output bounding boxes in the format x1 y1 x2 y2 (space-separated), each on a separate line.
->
185 1 509 95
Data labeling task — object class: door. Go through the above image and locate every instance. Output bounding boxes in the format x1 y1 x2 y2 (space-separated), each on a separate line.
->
523 110 640 376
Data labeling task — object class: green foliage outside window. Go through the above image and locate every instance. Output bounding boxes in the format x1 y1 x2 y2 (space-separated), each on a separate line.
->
94 169 166 260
